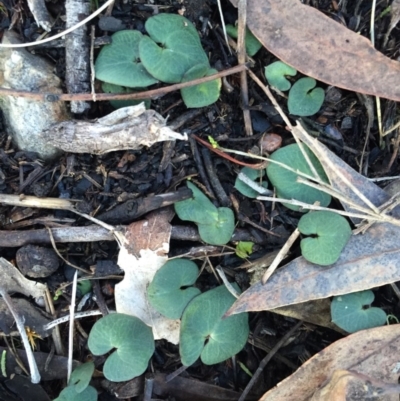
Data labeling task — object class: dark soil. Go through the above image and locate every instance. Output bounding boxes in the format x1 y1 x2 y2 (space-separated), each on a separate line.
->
0 0 399 400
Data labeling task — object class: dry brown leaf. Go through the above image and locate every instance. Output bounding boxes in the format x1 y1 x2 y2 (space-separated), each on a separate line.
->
259 324 400 401
230 0 400 101
115 209 181 344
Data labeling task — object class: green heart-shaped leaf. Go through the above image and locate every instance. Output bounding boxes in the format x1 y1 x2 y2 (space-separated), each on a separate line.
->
139 14 209 83
88 313 154 382
147 259 201 319
174 181 219 225
298 211 352 265
331 290 387 333
234 167 267 198
288 77 325 116
68 362 94 393
264 61 297 91
266 143 331 211
101 82 151 109
225 24 262 56
180 65 221 108
180 284 249 366
95 30 158 88
54 385 97 401
198 207 235 245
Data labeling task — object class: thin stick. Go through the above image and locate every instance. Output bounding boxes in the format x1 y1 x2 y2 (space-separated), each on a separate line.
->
0 290 41 383
238 321 303 401
0 0 114 48
216 0 231 54
67 271 78 382
216 267 240 298
0 64 248 101
261 229 299 284
237 172 273 196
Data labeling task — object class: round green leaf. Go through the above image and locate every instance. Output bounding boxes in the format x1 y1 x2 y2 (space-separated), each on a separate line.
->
198 207 235 245
88 313 154 382
264 61 297 91
288 77 325 116
234 167 267 198
147 259 201 319
54 385 97 401
180 284 249 366
180 66 221 108
331 290 387 333
95 30 158 88
225 24 262 56
101 82 151 109
68 362 94 393
266 143 331 211
174 181 219 225
139 14 209 83
298 211 352 266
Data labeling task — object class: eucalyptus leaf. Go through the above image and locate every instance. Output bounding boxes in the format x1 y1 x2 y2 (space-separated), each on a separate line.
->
147 259 201 319
68 362 95 393
180 65 221 108
264 61 297 91
331 290 387 333
225 24 262 56
95 30 158 88
288 77 325 116
266 143 331 211
88 313 154 382
140 14 209 83
234 167 266 198
54 385 97 401
298 211 352 265
174 181 219 225
101 82 150 109
198 207 235 245
180 284 249 366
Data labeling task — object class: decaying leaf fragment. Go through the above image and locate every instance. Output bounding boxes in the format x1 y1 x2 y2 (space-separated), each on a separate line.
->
39 103 187 155
259 324 400 401
115 209 181 344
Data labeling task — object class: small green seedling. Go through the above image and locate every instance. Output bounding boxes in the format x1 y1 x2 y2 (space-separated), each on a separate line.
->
266 143 331 211
180 284 249 366
225 24 262 56
264 61 297 91
101 82 151 109
235 241 254 259
147 259 201 319
95 30 158 88
331 290 387 333
174 181 235 245
77 280 92 297
139 14 209 83
54 362 97 401
298 211 352 265
234 167 267 198
288 77 325 116
88 313 154 382
180 65 221 108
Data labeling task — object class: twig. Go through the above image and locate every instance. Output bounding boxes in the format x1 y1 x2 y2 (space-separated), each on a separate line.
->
216 267 240 298
67 271 78 382
0 0 115 48
0 64 248 101
0 290 41 383
261 229 300 284
237 172 273 196
238 321 303 401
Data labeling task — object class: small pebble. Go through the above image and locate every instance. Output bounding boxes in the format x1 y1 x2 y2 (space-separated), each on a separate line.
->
98 16 126 32
16 244 59 278
260 133 282 153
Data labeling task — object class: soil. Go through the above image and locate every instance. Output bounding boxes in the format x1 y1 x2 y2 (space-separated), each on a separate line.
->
0 0 399 400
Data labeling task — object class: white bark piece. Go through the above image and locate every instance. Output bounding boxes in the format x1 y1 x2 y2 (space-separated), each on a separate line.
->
27 0 53 31
40 104 188 155
65 0 90 113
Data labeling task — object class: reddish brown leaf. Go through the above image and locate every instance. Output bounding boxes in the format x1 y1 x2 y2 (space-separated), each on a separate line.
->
230 0 400 101
258 324 400 401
